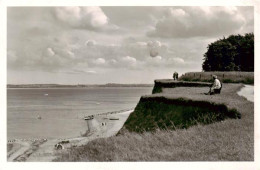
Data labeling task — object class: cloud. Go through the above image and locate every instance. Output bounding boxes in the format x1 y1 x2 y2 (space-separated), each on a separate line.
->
147 7 253 38
154 56 162 60
56 69 97 75
147 40 167 57
169 57 185 64
54 7 109 30
71 69 97 74
86 70 97 74
46 48 55 56
109 59 118 65
85 40 97 46
7 6 254 84
93 58 106 65
145 55 163 67
135 42 147 46
121 56 137 64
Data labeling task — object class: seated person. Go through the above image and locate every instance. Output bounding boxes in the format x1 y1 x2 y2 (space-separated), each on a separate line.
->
206 75 222 95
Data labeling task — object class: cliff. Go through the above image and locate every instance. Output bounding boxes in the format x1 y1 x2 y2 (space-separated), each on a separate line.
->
121 80 246 133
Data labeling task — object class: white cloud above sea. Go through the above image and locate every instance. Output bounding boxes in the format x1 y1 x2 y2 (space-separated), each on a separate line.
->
147 6 253 38
7 6 254 84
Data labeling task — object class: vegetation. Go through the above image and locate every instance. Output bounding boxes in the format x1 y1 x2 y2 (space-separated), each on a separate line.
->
202 33 254 71
179 71 254 84
54 122 253 161
152 80 211 94
122 97 240 132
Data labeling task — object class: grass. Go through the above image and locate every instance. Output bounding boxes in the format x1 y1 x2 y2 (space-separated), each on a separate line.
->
152 80 211 94
179 71 254 84
54 83 253 161
123 97 240 132
55 122 253 161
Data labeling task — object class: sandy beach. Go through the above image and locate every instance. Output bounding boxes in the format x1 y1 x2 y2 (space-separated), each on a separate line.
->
7 110 133 162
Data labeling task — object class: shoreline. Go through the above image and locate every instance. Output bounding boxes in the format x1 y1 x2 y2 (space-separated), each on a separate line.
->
7 109 133 162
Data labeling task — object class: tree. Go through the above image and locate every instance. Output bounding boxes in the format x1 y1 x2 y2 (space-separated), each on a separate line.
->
202 33 254 71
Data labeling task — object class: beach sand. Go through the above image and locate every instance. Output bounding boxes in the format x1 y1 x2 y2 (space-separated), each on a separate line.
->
7 110 133 162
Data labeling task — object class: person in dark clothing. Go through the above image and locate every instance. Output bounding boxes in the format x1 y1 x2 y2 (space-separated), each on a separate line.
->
173 71 178 80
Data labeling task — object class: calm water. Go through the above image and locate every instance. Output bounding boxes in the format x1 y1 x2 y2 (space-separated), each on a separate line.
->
7 87 152 140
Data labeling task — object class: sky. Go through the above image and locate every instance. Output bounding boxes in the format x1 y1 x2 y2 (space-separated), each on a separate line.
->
7 6 254 84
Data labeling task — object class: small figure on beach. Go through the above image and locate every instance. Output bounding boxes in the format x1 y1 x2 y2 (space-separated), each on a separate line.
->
173 71 178 80
37 115 42 120
54 143 64 150
206 75 222 95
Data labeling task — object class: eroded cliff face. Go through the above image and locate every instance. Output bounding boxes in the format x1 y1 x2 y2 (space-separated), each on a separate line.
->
122 96 240 133
121 81 245 133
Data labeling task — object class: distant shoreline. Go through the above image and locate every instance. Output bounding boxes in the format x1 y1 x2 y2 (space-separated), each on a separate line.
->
7 84 153 88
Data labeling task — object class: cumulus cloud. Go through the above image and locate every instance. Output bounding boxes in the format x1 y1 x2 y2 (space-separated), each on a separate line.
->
154 56 162 60
85 40 96 46
147 40 167 57
93 58 106 65
109 59 118 65
46 48 55 57
169 57 185 64
148 7 252 38
86 70 97 74
7 6 254 84
145 55 163 67
54 7 109 30
135 42 147 46
72 69 97 74
121 56 137 64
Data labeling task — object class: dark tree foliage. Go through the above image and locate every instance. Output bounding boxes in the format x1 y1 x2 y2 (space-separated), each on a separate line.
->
202 33 254 71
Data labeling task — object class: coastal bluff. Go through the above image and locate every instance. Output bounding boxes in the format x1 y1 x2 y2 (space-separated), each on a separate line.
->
121 80 251 133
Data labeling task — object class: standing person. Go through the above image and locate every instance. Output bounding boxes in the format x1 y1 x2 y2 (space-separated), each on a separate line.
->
173 71 178 80
207 75 222 95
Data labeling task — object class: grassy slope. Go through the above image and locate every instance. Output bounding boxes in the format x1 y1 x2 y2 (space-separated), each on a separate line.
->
123 97 240 132
55 84 253 161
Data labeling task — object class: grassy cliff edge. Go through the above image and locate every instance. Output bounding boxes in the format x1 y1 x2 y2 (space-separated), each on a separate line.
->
122 96 240 133
55 82 253 161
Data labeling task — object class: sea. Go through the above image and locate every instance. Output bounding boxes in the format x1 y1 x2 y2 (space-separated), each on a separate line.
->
7 87 152 140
